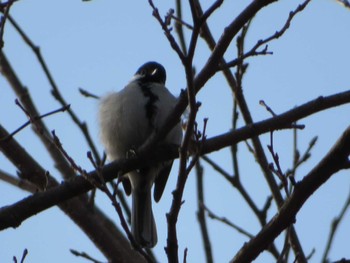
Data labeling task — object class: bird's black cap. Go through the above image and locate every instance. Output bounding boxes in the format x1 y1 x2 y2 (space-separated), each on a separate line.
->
135 61 166 84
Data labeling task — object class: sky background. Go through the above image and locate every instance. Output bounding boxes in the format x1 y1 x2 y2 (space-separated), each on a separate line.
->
1 0 350 262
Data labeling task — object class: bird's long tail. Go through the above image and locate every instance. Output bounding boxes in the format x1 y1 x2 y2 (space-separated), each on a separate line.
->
131 187 157 248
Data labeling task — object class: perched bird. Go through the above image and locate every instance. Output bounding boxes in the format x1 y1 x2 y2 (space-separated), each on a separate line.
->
99 61 182 248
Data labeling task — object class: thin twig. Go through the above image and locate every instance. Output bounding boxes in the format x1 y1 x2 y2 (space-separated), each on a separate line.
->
200 0 224 24
201 155 232 181
12 248 28 263
19 249 28 263
0 51 77 180
183 248 188 263
51 130 86 175
306 248 315 261
231 100 240 178
2 90 350 232
267 131 290 194
114 186 131 223
201 155 264 221
260 100 305 130
2 101 70 141
0 0 15 49
223 0 313 69
148 0 186 63
196 0 312 259
260 100 277 117
86 152 155 263
166 117 207 263
0 125 144 263
232 125 350 263
286 136 318 178
7 15 101 164
195 160 213 263
174 0 189 56
139 0 280 161
163 0 209 257
220 45 272 70
78 87 100 99
321 188 350 263
204 204 254 239
200 156 280 258
277 228 291 263
70 249 104 263
171 13 193 30
0 170 36 193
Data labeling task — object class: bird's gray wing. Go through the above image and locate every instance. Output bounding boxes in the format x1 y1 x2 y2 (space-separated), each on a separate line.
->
153 161 173 202
122 177 132 196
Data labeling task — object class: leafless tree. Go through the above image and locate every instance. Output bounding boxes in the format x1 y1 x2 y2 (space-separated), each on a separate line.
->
1 0 350 262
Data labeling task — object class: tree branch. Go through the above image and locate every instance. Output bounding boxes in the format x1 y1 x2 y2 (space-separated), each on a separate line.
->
321 188 350 263
7 15 101 164
0 51 76 179
139 0 278 156
195 161 213 263
231 125 350 262
1 89 350 232
0 125 145 263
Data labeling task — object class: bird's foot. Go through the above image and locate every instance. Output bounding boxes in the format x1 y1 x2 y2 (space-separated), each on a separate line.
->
126 148 138 159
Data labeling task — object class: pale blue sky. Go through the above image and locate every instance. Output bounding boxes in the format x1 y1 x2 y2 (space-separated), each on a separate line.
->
1 0 350 262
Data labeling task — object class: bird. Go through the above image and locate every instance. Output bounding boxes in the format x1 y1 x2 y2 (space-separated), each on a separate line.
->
99 61 182 248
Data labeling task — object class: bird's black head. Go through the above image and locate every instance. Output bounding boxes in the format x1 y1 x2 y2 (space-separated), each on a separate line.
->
134 61 166 84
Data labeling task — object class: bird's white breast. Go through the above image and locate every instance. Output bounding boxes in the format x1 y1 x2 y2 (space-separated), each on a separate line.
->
99 81 181 161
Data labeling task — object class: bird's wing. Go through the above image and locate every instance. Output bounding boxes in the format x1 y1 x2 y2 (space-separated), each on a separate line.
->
122 177 132 196
153 161 173 202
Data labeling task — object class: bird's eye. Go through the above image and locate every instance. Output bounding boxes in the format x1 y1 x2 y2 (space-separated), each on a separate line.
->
151 68 158 76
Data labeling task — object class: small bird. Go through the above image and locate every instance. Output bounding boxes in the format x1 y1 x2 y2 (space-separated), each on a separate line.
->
99 61 182 248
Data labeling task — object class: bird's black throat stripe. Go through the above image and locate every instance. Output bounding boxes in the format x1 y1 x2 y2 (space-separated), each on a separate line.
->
139 82 159 127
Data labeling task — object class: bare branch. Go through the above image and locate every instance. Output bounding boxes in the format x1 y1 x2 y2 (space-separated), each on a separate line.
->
223 0 312 69
200 0 224 24
166 116 206 262
231 125 350 262
139 0 280 159
287 135 318 179
200 155 280 258
321 189 350 263
204 204 254 239
260 100 278 117
7 15 101 164
0 0 15 49
2 102 70 140
203 90 350 154
267 131 290 195
0 125 145 263
13 248 28 263
1 90 350 231
195 161 213 263
193 2 312 256
0 170 36 193
86 153 154 263
0 51 76 179
70 249 104 263
148 0 186 63
78 87 100 99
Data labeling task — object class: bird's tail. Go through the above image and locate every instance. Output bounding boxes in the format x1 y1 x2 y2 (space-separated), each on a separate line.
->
131 187 158 248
